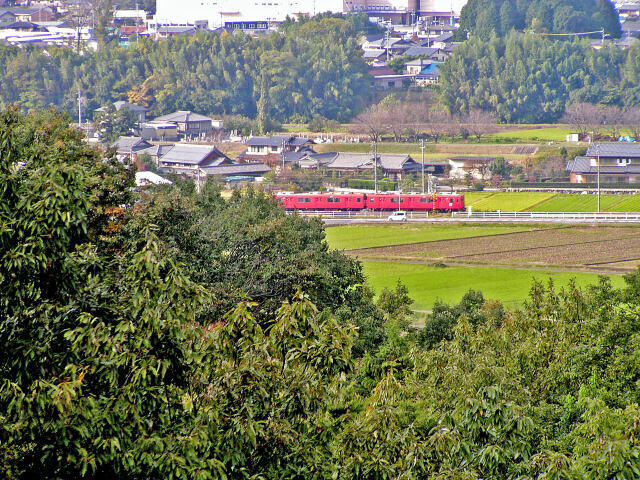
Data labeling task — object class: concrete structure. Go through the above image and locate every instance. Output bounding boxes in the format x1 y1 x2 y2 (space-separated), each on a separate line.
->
344 0 467 18
154 0 343 29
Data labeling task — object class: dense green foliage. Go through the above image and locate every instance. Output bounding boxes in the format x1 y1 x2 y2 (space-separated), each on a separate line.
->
5 109 640 479
441 33 640 122
460 0 621 39
0 15 370 124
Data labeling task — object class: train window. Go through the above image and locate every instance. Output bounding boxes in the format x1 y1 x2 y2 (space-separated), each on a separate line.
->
357 198 361 202
420 198 428 203
391 198 405 203
327 198 341 203
370 198 374 202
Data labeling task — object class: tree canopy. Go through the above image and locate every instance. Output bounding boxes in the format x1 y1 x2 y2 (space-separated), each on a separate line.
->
460 0 622 39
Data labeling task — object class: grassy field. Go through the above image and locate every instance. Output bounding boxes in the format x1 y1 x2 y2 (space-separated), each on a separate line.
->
490 127 574 142
470 192 555 211
324 224 543 250
362 261 626 310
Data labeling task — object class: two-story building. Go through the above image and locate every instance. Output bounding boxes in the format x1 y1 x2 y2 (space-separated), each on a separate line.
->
152 111 222 139
242 135 315 165
566 143 640 184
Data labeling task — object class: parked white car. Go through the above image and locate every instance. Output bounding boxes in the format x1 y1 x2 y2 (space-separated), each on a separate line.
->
387 211 407 222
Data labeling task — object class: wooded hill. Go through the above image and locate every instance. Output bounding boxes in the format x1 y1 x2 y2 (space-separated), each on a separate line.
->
3 109 640 478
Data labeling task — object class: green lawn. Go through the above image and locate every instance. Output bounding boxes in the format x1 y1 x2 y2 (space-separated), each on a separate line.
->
491 127 574 142
362 261 625 310
470 192 555 212
325 224 547 250
528 194 626 212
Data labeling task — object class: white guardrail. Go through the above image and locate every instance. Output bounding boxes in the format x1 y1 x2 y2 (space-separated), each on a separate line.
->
453 211 640 222
287 210 640 222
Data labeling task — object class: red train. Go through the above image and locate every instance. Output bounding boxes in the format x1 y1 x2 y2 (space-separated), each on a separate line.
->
274 193 465 212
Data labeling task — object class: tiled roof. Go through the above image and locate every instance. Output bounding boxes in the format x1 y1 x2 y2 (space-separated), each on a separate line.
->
566 156 640 174
158 144 226 165
327 153 418 171
245 135 312 147
112 136 150 152
585 143 640 157
403 46 440 57
201 163 270 176
154 110 212 123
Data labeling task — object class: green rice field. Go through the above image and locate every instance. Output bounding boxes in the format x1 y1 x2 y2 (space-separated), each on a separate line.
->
464 192 640 212
362 261 626 310
470 192 555 211
490 127 573 142
527 194 625 212
324 224 543 250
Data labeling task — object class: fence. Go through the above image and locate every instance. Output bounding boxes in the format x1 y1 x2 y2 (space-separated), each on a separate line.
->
452 211 640 222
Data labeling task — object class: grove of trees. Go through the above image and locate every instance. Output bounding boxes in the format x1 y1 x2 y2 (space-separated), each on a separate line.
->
0 15 371 125
459 0 621 39
5 108 640 478
440 32 640 123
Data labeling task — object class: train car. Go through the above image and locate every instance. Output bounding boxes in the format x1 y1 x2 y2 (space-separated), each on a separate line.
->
275 193 366 210
275 192 465 212
367 193 465 211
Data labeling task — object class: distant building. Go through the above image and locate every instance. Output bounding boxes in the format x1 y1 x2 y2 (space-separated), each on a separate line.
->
448 156 495 180
566 143 640 184
154 0 342 30
241 135 315 165
324 152 428 180
152 111 222 139
112 136 153 162
95 101 148 122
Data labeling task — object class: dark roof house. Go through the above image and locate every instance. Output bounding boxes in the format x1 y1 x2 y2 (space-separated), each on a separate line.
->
567 143 640 183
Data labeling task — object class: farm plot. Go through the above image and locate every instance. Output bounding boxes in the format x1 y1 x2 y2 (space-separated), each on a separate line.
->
528 194 626 212
470 192 555 212
349 226 640 272
605 194 640 212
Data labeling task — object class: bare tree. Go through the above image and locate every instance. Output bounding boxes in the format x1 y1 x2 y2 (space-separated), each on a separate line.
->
464 109 497 142
601 105 624 138
425 110 449 143
387 104 405 143
354 104 389 143
561 102 605 139
623 107 640 140
402 101 429 142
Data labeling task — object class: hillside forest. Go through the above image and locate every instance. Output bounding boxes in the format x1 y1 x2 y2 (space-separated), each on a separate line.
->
4 108 640 479
0 8 639 125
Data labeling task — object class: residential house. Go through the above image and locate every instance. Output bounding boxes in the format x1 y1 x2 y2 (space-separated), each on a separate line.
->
0 10 16 27
200 163 271 181
157 144 233 173
325 152 425 181
402 46 447 61
112 136 153 162
136 144 175 165
242 135 315 165
566 143 640 184
622 19 640 37
448 156 496 180
430 32 453 48
153 110 221 138
1 6 54 22
415 63 441 85
140 122 179 142
95 101 148 122
617 3 640 18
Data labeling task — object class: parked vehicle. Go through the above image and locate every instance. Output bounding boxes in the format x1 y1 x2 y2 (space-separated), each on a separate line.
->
387 211 407 221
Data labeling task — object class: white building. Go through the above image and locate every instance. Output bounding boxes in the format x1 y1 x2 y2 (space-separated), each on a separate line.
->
154 0 343 30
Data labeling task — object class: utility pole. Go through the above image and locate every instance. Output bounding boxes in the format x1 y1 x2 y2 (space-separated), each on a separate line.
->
136 2 139 45
385 29 389 62
281 139 286 173
196 167 202 194
596 143 601 213
374 142 378 194
420 139 425 194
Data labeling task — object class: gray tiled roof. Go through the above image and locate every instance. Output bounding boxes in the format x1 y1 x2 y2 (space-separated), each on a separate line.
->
201 163 270 176
96 101 147 113
566 156 640 174
137 144 173 157
245 135 312 147
585 143 640 157
327 153 418 171
403 46 440 57
112 136 150 152
158 144 226 165
154 110 212 123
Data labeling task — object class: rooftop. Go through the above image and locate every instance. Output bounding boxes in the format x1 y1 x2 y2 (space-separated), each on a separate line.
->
585 143 640 157
154 110 213 123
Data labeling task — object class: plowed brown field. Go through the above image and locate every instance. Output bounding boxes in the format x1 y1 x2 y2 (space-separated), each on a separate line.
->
348 226 640 272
